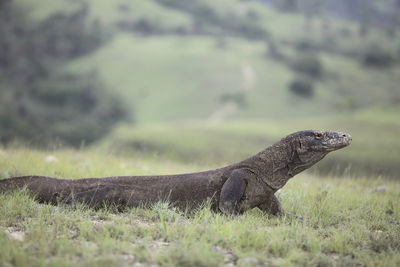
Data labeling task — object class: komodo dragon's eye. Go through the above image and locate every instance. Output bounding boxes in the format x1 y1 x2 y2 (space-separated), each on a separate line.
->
315 132 323 139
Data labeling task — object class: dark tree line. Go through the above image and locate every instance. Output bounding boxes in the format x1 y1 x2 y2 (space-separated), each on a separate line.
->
152 0 267 40
269 0 400 34
0 1 129 146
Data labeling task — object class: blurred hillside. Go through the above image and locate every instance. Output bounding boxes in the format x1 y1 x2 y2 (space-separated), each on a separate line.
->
2 0 400 176
14 0 399 122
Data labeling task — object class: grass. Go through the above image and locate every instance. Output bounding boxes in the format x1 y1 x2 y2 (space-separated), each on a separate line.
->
1 149 400 266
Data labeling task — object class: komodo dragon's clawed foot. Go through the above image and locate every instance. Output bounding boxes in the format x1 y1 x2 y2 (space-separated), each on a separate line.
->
257 195 302 219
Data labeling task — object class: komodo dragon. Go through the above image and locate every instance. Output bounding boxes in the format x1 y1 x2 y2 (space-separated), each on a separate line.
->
0 130 351 216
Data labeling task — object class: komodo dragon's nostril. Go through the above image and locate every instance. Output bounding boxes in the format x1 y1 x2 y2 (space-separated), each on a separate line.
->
343 133 352 142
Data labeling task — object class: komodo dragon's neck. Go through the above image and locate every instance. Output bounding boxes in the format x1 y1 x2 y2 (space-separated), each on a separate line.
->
238 136 324 191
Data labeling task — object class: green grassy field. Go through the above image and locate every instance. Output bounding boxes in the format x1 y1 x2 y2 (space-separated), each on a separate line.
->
2 1 399 265
3 2 399 264
1 149 400 266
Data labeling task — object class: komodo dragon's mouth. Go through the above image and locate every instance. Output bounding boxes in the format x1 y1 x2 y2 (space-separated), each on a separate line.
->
324 132 352 151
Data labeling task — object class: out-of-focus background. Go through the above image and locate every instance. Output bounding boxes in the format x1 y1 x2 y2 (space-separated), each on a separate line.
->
1 0 399 177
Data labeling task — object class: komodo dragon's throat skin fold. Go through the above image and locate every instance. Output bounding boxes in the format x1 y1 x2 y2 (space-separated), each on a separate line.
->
0 130 351 216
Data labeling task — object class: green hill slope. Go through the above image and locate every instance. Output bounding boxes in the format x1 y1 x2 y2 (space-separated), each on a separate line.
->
16 0 400 124
70 32 399 123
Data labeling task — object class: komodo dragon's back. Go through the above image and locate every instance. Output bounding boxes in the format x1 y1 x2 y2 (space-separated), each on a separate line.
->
0 130 352 215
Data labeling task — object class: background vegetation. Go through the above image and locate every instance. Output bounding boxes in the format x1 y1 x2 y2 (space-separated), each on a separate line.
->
0 0 128 146
2 0 397 176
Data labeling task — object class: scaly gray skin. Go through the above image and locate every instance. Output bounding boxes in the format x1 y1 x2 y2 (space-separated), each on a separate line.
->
0 130 352 215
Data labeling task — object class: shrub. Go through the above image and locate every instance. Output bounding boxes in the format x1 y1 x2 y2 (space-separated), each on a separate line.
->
0 72 129 147
361 45 396 68
0 2 129 147
290 55 324 78
117 18 163 35
154 0 267 40
289 78 314 98
276 0 299 12
0 0 11 7
294 40 317 52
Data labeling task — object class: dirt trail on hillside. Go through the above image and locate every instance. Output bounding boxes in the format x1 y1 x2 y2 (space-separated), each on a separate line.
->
208 63 256 124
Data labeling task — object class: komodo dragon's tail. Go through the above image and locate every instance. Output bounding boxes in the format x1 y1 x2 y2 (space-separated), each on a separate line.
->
0 176 36 192
0 176 73 203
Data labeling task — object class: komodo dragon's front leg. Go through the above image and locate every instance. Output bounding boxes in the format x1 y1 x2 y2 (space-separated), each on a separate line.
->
220 169 298 217
258 195 302 219
219 169 287 216
219 169 249 215
257 194 284 215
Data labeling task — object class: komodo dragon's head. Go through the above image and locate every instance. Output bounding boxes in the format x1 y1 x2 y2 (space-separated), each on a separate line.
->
259 130 352 190
289 130 352 167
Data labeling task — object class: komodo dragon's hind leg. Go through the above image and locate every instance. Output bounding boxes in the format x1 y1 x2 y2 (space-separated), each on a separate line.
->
62 185 125 209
